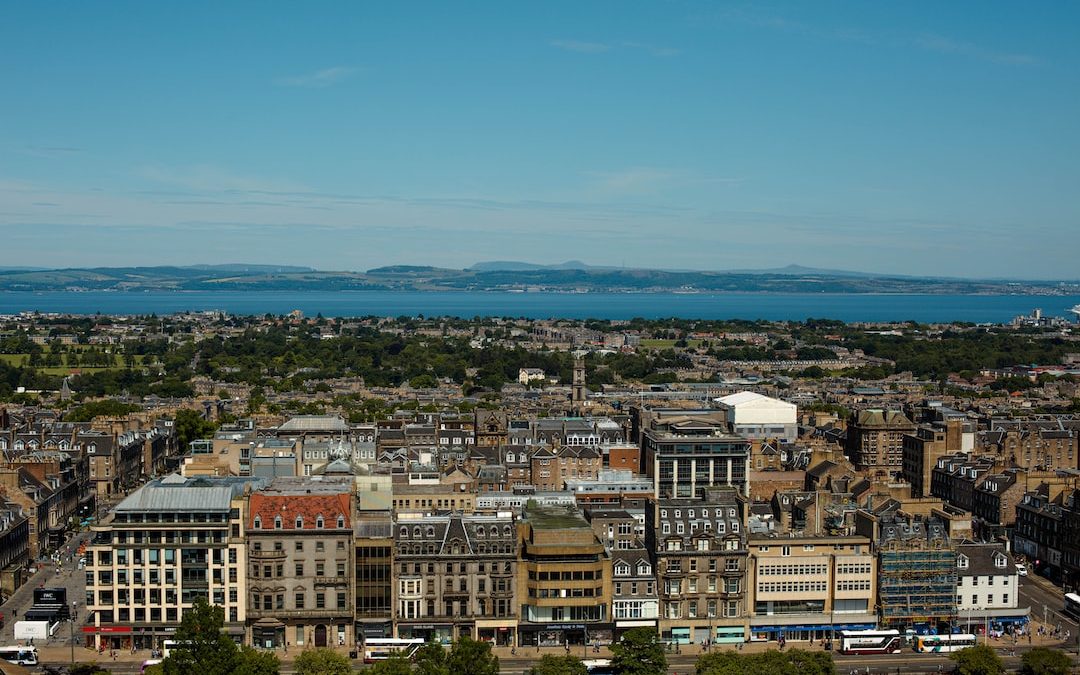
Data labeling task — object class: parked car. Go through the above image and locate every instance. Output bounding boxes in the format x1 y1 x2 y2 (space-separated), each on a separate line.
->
1015 563 1028 577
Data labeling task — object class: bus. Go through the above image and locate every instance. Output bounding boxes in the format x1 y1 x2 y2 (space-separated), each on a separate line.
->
913 634 978 653
362 637 426 663
0 645 39 666
838 630 902 655
1064 593 1080 620
141 659 164 673
162 640 194 658
582 659 615 674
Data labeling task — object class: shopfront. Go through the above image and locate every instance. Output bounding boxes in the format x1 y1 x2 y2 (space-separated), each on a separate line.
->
252 618 285 649
82 625 133 651
476 620 516 647
397 623 454 644
519 623 613 647
615 620 657 641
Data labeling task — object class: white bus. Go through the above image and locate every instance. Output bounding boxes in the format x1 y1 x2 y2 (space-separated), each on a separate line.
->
362 637 425 663
0 645 39 666
1064 592 1080 620
838 629 902 655
583 659 615 674
913 634 978 653
162 639 194 658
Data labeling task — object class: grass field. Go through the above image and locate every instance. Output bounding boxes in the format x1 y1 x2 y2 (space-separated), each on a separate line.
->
0 352 151 370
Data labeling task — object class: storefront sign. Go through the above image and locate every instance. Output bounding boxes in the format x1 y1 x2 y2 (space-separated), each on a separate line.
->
82 626 132 634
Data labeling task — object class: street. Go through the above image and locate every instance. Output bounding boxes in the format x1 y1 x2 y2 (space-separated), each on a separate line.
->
0 530 90 647
1017 573 1079 643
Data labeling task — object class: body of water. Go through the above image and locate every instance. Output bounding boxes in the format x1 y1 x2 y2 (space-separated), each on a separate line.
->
1 290 1078 323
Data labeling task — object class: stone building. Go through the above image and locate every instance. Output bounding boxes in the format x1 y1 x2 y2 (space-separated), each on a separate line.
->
393 513 517 645
845 409 916 480
246 477 355 649
646 486 749 645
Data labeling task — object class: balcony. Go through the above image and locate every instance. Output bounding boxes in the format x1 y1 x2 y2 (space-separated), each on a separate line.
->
314 576 350 586
249 549 287 560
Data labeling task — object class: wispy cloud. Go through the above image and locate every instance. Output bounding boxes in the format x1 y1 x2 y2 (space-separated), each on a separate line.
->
550 39 680 57
585 167 741 194
136 164 306 193
914 34 1037 66
550 39 611 54
622 42 680 57
274 66 358 88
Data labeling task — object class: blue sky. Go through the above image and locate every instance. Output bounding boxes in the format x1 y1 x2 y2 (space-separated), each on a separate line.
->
2 1 1078 278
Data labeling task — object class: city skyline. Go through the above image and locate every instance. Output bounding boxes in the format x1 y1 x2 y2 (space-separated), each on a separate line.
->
3 2 1079 278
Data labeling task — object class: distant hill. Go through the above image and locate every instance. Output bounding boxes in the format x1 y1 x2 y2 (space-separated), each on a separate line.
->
0 263 1074 295
469 260 603 272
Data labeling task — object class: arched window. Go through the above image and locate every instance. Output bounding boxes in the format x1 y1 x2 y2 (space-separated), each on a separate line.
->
426 526 435 537
295 516 304 529
490 526 499 537
413 527 421 538
274 516 282 529
503 525 512 537
400 526 408 538
337 515 345 529
315 515 324 529
253 516 262 529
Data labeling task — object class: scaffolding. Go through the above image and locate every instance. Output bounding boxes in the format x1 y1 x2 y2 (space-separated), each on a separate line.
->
878 540 957 629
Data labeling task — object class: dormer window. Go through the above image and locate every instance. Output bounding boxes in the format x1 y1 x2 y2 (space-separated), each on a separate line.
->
957 555 969 569
615 563 630 576
274 516 282 529
295 516 304 528
253 516 262 529
637 562 651 576
337 515 345 529
316 515 324 529
994 555 1006 569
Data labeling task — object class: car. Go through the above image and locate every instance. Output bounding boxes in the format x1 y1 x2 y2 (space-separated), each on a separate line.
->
1015 563 1027 576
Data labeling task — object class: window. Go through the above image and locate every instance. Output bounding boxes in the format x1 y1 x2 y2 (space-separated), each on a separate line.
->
295 593 305 609
253 516 261 529
337 515 345 528
316 593 325 609
274 516 282 529
295 516 303 528
316 515 324 529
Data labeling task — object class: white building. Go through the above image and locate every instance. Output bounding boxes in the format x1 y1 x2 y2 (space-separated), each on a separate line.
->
518 368 546 385
954 543 1027 631
714 392 798 443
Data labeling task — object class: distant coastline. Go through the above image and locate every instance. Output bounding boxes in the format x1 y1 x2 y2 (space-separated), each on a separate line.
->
2 289 1079 323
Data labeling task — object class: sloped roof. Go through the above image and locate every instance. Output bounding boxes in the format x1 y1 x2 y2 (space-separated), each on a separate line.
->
249 492 351 530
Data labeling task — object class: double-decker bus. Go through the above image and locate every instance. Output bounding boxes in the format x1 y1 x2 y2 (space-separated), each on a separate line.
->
913 634 978 653
838 630 902 655
1064 593 1080 620
362 637 426 663
0 645 39 666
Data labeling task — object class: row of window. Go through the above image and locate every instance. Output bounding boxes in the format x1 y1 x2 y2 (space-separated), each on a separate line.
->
528 587 603 599
836 580 873 591
666 558 740 573
758 564 828 577
252 514 344 529
398 598 513 619
614 581 656 596
663 600 740 619
252 561 347 578
252 539 342 553
400 577 513 595
398 524 513 539
661 521 741 535
836 563 873 575
251 591 348 610
402 561 514 575
528 570 602 581
757 581 829 594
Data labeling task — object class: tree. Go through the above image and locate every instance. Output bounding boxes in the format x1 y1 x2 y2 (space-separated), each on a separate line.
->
529 654 588 675
414 637 499 675
158 597 279 675
173 407 217 450
446 636 499 675
695 649 833 675
949 644 1005 675
1019 646 1073 675
610 627 666 675
294 647 351 675
414 641 449 675
369 653 413 675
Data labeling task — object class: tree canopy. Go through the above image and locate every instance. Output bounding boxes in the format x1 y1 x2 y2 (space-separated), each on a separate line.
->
694 649 834 675
293 647 351 675
528 654 588 675
1019 646 1073 675
949 644 1005 675
155 597 279 675
413 636 499 675
609 627 666 675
